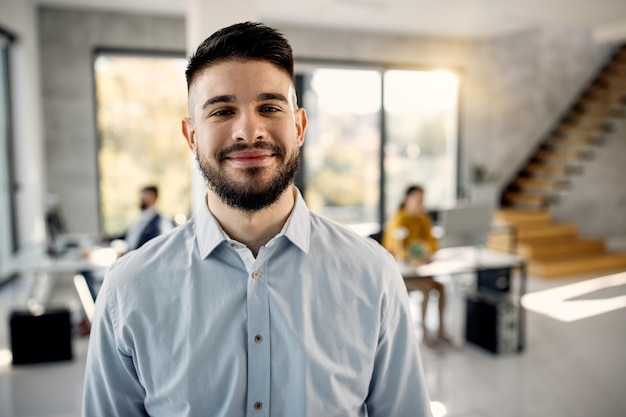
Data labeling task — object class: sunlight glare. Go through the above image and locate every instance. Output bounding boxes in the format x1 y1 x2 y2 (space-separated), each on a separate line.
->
174 213 188 226
0 349 12 367
311 69 381 115
521 272 626 322
430 401 448 417
384 69 458 114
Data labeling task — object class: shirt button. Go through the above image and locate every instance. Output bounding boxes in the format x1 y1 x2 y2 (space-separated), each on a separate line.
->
229 243 237 248
254 402 263 410
254 335 263 343
252 271 260 279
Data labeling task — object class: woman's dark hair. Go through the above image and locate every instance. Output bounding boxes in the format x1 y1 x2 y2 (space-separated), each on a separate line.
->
185 21 294 88
399 185 424 209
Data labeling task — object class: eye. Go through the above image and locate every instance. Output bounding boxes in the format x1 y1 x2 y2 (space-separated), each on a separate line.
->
210 108 235 117
260 105 281 113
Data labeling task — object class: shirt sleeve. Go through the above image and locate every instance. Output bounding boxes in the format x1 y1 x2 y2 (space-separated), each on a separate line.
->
365 267 433 417
82 276 149 417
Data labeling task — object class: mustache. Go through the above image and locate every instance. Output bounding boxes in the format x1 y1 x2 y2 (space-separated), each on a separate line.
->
217 142 284 161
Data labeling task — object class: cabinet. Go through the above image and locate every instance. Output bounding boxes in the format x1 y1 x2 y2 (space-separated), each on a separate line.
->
465 266 526 354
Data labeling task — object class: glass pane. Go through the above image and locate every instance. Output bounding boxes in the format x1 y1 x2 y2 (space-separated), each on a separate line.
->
95 55 190 236
383 69 459 217
300 68 381 235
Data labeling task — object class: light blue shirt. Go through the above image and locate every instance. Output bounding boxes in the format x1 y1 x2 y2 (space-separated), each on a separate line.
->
83 188 432 417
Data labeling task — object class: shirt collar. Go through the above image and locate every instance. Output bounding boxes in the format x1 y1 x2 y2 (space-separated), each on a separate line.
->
195 186 311 259
139 206 157 220
280 187 311 253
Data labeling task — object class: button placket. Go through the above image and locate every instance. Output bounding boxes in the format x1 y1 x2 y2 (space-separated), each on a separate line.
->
246 264 270 415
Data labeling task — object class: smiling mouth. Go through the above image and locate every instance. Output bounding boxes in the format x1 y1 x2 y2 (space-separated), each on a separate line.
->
226 151 275 165
218 142 283 164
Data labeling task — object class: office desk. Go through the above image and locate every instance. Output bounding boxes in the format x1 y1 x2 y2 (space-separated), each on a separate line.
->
398 246 527 353
4 243 115 304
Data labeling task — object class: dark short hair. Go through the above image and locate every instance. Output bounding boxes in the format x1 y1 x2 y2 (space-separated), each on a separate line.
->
141 185 158 199
185 21 294 88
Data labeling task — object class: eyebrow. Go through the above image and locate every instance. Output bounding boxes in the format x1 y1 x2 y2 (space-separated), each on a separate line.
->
201 95 236 110
201 92 290 111
257 93 289 104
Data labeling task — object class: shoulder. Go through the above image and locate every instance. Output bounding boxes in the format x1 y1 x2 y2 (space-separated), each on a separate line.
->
388 209 411 226
308 212 399 276
106 219 196 290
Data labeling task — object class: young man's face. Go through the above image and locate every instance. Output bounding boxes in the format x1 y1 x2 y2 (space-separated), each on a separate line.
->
182 59 307 212
139 190 156 211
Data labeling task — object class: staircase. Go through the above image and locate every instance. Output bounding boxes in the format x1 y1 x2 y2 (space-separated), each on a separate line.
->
488 209 626 278
501 44 626 211
489 44 626 278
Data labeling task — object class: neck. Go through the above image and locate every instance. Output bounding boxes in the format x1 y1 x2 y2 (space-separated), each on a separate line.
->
207 186 296 256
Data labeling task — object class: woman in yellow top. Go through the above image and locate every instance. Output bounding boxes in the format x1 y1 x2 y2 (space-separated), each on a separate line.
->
383 185 450 347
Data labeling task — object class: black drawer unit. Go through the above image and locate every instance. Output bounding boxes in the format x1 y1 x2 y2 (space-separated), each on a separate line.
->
465 291 520 354
9 307 73 365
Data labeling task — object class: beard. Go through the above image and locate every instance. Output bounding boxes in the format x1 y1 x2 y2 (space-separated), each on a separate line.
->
196 141 300 212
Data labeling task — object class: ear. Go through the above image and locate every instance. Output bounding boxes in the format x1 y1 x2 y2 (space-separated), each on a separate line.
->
295 108 307 147
182 117 197 153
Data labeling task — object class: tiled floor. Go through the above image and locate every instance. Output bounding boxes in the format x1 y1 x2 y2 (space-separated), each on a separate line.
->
0 261 625 417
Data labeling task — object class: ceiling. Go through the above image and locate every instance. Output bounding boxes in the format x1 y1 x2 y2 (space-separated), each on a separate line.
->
36 0 626 41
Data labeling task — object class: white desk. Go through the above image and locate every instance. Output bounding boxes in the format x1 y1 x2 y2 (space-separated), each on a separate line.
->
398 246 525 279
398 246 527 353
3 244 115 305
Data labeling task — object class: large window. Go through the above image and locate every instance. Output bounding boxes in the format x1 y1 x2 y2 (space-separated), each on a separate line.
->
297 64 459 234
94 56 459 237
300 68 382 233
0 28 16 274
94 52 191 237
383 70 459 218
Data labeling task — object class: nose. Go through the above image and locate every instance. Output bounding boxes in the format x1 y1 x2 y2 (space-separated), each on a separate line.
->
232 110 267 142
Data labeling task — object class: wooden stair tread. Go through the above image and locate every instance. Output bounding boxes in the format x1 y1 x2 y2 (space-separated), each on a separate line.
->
514 178 567 191
493 209 552 228
534 150 582 161
546 135 603 147
567 107 615 120
529 253 626 278
586 84 626 97
516 224 578 241
504 192 553 209
504 192 548 202
517 239 606 260
494 209 550 222
578 94 626 107
556 123 607 135
523 163 576 176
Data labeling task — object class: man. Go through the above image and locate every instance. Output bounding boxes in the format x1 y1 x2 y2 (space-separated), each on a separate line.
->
383 185 450 348
123 185 173 251
83 22 432 416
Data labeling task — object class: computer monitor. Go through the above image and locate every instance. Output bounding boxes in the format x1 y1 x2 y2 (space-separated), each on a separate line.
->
438 203 493 249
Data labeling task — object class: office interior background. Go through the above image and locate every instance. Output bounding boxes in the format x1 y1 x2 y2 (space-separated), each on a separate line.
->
1 0 626 416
